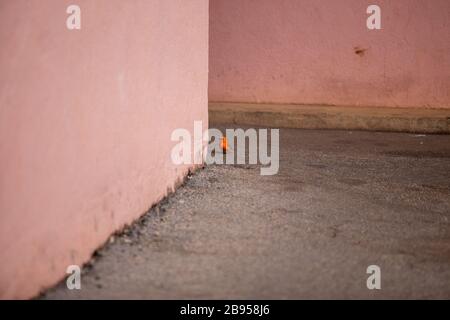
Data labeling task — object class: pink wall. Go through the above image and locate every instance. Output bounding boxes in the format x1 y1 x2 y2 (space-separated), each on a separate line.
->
209 0 450 108
0 0 208 299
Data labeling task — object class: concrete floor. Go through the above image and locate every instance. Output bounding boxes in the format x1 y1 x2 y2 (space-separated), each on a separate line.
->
44 128 450 299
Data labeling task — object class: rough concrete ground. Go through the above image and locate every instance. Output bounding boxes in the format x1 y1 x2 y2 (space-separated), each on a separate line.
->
44 127 450 299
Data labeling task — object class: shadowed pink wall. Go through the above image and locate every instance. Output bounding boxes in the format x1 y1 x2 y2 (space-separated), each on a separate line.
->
209 0 450 108
0 0 208 299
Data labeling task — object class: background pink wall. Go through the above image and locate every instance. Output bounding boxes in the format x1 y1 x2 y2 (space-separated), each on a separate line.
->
0 0 208 299
209 0 450 108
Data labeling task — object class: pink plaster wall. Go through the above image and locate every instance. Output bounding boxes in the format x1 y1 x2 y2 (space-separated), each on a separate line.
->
0 0 208 299
209 0 450 108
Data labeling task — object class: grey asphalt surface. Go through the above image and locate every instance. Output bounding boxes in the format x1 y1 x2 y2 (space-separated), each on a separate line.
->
44 127 450 299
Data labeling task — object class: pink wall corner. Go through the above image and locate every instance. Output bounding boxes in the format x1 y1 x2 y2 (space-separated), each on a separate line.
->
209 0 450 108
0 0 208 299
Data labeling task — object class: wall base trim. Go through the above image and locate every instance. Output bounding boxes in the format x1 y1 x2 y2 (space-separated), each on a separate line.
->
209 102 450 133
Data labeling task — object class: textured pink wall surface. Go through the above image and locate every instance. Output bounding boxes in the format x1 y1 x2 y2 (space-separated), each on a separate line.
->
0 0 208 299
209 0 450 108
